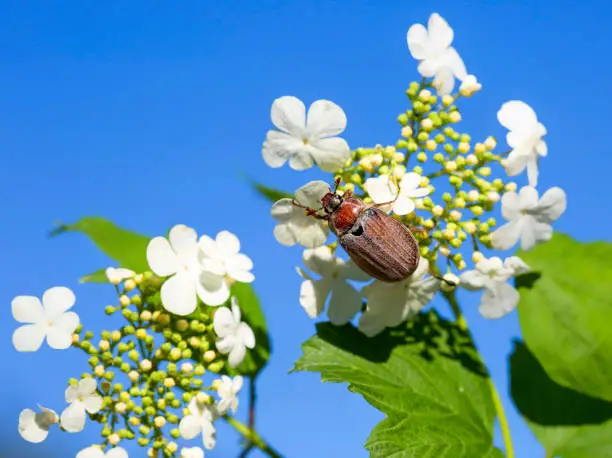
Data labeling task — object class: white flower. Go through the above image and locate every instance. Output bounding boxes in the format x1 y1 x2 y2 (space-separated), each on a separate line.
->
459 74 481 97
146 224 227 315
364 173 431 216
271 180 329 248
181 447 205 458
60 378 103 433
18 405 58 443
104 267 135 285
76 446 129 458
297 246 371 325
359 258 438 337
262 96 351 172
497 101 547 186
460 256 530 319
213 297 255 368
198 231 254 287
407 13 467 95
215 375 243 415
491 186 566 251
12 286 80 352
179 397 218 450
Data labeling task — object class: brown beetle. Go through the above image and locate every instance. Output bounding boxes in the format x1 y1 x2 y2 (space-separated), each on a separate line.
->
293 177 425 283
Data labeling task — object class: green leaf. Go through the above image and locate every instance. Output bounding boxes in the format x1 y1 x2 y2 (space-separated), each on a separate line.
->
225 282 271 378
293 311 502 458
79 268 109 283
249 180 292 203
516 233 612 401
510 340 612 457
50 217 151 274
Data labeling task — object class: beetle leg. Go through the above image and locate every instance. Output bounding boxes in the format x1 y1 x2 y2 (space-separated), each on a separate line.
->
291 200 329 220
406 225 429 236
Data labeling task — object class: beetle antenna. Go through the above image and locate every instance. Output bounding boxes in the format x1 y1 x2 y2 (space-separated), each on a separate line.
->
333 176 342 192
433 274 457 287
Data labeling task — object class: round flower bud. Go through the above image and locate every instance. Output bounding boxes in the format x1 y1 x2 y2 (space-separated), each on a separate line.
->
449 210 462 221
450 238 462 248
471 206 484 216
154 416 166 428
487 191 500 203
407 140 418 152
457 142 470 154
484 136 497 150
418 89 432 101
169 348 182 361
128 371 139 383
505 182 517 192
417 131 429 143
164 378 176 388
432 205 444 217
167 442 178 454
119 295 131 307
467 190 479 202
439 246 450 257
124 279 136 292
442 94 454 106
181 362 194 374
99 340 110 351
478 167 491 177
394 152 406 162
72 334 80 344
140 360 152 372
425 140 436 151
421 118 434 131
94 365 105 377
474 143 486 154
449 111 461 123
109 434 120 446
358 157 373 173
444 161 457 172
433 153 444 163
466 154 478 166
472 251 484 263
115 402 127 414
397 113 408 126
203 350 216 363
463 222 477 234
441 273 459 292
371 153 383 167
135 328 147 339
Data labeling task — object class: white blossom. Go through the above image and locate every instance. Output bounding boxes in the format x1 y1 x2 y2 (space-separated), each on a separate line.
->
459 74 481 97
460 256 530 319
497 101 547 186
146 224 226 315
104 267 135 285
491 186 566 251
12 286 80 352
407 13 467 95
297 246 371 325
271 180 329 248
262 96 351 172
18 405 58 443
179 397 218 450
215 375 243 415
213 297 255 368
181 447 205 458
359 258 438 337
198 231 254 286
364 173 431 216
76 446 129 458
60 378 103 433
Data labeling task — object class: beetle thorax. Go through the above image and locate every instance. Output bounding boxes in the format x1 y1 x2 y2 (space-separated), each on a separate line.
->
327 196 366 236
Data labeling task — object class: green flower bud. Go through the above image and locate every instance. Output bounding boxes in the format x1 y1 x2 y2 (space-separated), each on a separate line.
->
417 152 427 162
128 350 139 362
170 428 181 439
407 140 418 152
433 153 444 163
396 139 409 150
397 113 408 126
417 132 429 143
208 361 224 373
123 326 135 335
131 295 142 306
104 305 116 315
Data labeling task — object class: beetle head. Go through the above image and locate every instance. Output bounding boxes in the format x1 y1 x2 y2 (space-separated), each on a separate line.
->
321 192 343 214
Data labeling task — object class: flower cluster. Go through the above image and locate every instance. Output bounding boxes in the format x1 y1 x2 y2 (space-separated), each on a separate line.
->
262 12 566 335
13 225 257 457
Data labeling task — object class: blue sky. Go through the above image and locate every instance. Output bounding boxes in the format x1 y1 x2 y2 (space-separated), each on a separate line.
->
1 1 609 457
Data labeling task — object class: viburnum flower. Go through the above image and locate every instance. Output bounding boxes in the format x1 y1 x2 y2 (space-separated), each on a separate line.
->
213 297 256 368
146 224 227 315
359 258 439 337
460 256 530 319
179 396 218 450
12 286 80 352
459 74 481 97
198 230 255 286
76 446 129 458
60 378 103 433
18 405 58 443
104 267 135 285
407 13 467 94
297 246 371 325
497 101 547 186
215 375 243 415
181 447 205 458
271 180 329 248
262 96 351 172
364 173 431 215
491 186 566 251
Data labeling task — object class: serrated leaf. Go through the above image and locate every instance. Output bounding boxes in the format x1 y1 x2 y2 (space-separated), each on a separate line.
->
224 282 270 378
510 341 612 457
516 233 612 401
293 311 502 458
51 217 151 272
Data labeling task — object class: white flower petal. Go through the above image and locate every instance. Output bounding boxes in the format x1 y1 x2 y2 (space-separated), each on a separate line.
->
310 137 351 172
302 246 335 276
392 195 416 216
76 447 105 458
60 402 86 433
197 272 230 306
443 47 467 80
13 324 46 352
327 282 362 325
306 99 347 138
479 281 520 319
428 13 453 50
500 191 521 221
536 187 566 223
179 415 201 440
46 319 77 350
105 267 135 284
215 231 240 257
358 311 388 338
83 394 103 414
147 237 180 276
202 421 216 450
213 307 236 338
228 343 247 368
19 409 50 443
497 101 538 133
238 322 255 349
459 270 487 291
504 256 530 275
491 220 522 251
106 448 129 458
365 175 396 205
407 23 429 60
270 96 306 137
340 259 372 282
226 254 255 283
161 273 197 316
295 180 331 208
181 447 205 458
433 67 455 95
42 286 75 317
169 224 199 260
262 130 304 168
12 296 43 323
299 278 330 318
288 149 315 170
78 378 98 395
526 154 539 187
521 219 552 251
518 186 540 210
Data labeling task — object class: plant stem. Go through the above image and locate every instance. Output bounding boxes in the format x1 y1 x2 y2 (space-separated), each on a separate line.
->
443 291 515 458
238 377 257 458
225 416 283 458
